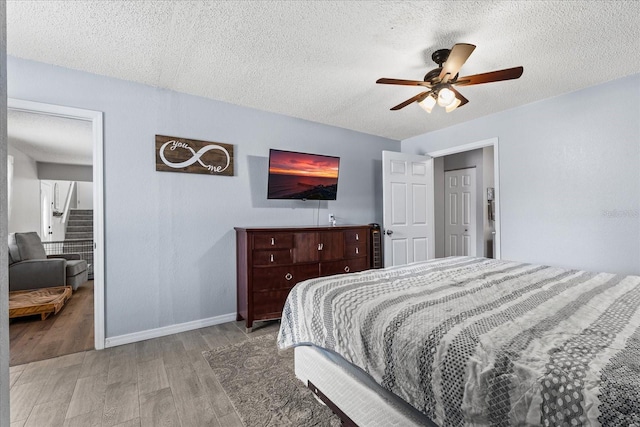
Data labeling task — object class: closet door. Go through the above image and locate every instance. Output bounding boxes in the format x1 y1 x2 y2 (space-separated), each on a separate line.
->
444 168 477 256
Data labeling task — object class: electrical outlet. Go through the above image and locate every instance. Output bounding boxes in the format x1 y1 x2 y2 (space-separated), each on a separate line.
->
328 213 335 222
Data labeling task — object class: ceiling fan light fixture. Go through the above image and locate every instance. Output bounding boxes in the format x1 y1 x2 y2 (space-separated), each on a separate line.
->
445 97 462 113
418 94 436 113
437 87 456 107
377 43 523 113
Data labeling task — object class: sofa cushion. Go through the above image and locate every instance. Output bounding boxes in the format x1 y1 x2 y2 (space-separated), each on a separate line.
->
66 259 88 277
15 232 47 260
8 233 20 264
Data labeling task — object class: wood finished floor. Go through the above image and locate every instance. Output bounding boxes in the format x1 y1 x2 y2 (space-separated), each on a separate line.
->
9 320 281 427
10 281 95 366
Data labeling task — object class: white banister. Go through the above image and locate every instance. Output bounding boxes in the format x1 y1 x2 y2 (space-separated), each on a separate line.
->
62 181 77 226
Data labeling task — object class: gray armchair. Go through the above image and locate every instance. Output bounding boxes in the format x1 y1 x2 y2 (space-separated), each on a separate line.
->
8 232 88 292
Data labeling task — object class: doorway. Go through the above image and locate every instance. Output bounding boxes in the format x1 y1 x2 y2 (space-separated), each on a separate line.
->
428 137 500 259
381 138 499 266
7 98 105 357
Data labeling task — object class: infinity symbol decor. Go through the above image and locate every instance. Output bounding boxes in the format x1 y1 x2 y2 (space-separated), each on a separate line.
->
155 134 235 176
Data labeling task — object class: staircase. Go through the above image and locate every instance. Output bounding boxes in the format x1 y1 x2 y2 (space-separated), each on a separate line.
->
66 209 93 240
65 209 94 279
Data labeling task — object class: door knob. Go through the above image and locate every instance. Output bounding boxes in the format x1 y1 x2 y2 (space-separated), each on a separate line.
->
385 229 394 236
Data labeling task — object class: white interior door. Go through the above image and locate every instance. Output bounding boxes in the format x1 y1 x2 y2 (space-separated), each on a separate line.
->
382 151 435 267
40 181 53 242
444 168 476 256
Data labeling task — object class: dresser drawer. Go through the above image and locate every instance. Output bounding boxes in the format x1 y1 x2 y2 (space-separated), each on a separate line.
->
252 289 293 316
253 249 292 266
253 233 294 250
344 228 367 245
344 242 367 259
320 257 369 277
252 264 319 291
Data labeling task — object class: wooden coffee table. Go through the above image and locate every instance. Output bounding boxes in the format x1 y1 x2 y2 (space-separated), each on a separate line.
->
9 286 72 321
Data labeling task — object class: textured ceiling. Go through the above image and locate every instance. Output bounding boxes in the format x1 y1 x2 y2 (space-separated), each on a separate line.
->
7 110 93 165
6 1 640 141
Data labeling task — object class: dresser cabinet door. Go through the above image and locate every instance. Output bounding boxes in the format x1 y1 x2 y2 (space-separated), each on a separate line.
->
318 231 344 262
293 232 319 263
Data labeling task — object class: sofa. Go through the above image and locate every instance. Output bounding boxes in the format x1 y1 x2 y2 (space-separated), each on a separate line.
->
8 232 88 292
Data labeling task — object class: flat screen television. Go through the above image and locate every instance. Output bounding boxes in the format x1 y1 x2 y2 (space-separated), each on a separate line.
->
267 149 340 200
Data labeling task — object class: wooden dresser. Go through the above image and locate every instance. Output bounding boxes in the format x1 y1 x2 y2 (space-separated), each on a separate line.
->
235 225 371 331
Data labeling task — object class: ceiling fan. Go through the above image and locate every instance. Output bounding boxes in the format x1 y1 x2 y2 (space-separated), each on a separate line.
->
376 43 523 113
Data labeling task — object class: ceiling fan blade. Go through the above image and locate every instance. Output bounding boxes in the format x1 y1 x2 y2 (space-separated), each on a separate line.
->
449 87 469 107
377 78 431 87
439 43 476 83
390 91 430 110
454 66 524 86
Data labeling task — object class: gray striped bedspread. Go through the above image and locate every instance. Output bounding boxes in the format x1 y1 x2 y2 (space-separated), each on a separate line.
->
277 256 640 426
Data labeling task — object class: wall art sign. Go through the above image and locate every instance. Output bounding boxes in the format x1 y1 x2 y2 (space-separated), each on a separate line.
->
155 135 234 176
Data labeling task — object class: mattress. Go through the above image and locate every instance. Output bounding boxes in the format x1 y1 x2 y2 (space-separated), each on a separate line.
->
277 256 640 426
294 345 436 427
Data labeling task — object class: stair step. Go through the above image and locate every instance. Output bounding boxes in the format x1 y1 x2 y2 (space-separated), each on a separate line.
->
66 233 93 240
70 209 93 215
69 215 93 221
67 220 93 226
67 226 93 233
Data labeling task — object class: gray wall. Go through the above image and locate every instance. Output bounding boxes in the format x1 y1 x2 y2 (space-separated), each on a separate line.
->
37 162 92 182
403 73 640 275
1 1 10 424
7 145 40 234
7 56 399 338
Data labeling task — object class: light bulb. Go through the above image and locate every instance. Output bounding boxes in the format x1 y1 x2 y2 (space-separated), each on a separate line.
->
418 95 436 113
445 98 462 113
437 87 456 107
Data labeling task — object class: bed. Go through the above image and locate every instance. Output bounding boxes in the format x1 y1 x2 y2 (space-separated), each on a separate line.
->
277 256 640 426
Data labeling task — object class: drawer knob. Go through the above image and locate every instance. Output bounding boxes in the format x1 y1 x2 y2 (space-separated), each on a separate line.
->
355 233 359 241
344 266 350 273
355 247 359 254
271 237 275 246
270 254 274 263
285 273 293 281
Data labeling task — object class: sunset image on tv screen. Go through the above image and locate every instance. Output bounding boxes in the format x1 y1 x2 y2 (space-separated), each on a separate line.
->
268 150 340 199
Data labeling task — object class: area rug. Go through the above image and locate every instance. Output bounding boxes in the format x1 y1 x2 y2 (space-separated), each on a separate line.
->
202 334 340 427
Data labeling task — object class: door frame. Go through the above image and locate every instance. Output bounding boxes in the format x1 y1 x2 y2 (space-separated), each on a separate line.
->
8 98 106 350
40 181 53 242
427 137 501 259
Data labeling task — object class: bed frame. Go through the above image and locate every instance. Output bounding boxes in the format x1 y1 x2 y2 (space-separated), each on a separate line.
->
294 345 438 427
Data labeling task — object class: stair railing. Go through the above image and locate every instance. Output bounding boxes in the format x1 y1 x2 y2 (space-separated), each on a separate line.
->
62 181 77 231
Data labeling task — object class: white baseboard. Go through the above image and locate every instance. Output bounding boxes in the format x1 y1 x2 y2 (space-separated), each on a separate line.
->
104 312 237 348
